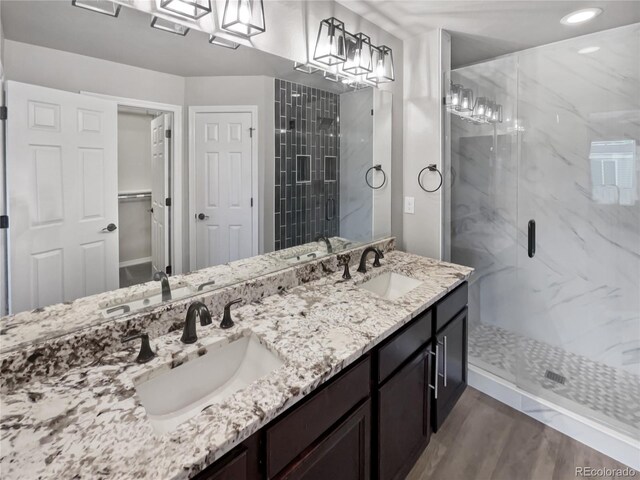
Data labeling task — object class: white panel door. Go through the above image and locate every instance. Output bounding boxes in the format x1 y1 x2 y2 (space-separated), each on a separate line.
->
150 114 170 274
194 111 253 269
6 81 118 313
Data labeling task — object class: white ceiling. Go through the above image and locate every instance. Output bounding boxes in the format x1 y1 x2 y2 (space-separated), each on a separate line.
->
0 1 351 92
337 0 640 67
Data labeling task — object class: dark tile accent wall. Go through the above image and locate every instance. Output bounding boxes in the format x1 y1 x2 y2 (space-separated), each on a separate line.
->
274 79 340 250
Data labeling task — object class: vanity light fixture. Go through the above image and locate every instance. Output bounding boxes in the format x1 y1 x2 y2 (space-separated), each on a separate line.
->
367 45 395 83
71 0 121 17
209 35 240 49
159 0 211 20
314 17 347 66
459 88 474 112
293 62 320 74
150 16 190 36
472 97 488 119
221 0 266 38
489 104 503 123
343 32 373 75
448 83 462 109
323 70 342 83
560 7 602 25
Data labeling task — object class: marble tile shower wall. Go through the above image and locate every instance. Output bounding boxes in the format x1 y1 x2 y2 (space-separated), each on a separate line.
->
274 79 340 250
450 25 639 391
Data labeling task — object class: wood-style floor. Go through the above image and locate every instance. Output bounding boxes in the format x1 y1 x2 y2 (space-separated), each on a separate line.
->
407 387 635 480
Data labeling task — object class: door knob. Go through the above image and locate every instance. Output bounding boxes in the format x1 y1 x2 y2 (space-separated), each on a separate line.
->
196 213 209 220
101 223 117 232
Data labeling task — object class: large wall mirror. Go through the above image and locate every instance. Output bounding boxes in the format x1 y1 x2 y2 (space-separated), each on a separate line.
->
0 2 392 328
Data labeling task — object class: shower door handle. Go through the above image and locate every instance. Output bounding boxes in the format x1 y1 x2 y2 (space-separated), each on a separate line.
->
528 220 536 258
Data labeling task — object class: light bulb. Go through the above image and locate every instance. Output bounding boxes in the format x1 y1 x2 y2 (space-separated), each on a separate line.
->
239 1 251 24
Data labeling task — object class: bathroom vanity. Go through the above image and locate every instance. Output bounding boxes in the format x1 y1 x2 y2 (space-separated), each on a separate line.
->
0 239 472 480
195 281 468 480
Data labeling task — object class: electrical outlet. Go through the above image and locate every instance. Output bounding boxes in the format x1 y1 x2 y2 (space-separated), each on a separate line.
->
404 196 415 214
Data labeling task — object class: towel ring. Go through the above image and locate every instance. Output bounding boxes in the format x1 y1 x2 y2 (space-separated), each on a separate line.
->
418 164 443 193
365 164 387 190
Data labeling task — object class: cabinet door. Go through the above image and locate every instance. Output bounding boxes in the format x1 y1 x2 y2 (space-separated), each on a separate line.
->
276 399 371 480
433 307 468 431
194 433 261 480
377 348 431 480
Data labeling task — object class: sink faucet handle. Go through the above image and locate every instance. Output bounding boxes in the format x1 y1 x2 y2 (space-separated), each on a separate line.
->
122 332 156 364
375 247 385 259
221 298 242 329
339 254 352 280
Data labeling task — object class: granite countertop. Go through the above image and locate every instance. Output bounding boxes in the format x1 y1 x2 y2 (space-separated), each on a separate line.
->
0 251 472 480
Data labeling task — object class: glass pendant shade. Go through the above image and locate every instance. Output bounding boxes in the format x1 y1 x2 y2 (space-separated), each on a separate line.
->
490 104 503 123
473 97 488 118
209 35 240 49
448 84 462 109
150 16 190 36
313 17 347 66
160 0 211 19
460 88 474 112
221 0 265 38
293 62 320 74
366 45 394 83
485 100 495 121
323 71 342 83
343 32 372 75
71 0 121 17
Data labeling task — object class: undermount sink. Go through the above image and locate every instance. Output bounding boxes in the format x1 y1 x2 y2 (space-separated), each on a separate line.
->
134 334 283 433
359 272 422 301
100 286 195 318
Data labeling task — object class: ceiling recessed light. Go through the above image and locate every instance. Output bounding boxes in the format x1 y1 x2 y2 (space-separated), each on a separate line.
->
560 8 602 25
578 46 600 54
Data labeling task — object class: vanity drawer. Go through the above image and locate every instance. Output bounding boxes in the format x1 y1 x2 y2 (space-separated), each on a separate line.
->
265 356 371 478
434 282 468 332
377 310 431 384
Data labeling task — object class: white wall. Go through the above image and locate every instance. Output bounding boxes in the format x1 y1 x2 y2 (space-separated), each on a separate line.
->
373 89 393 239
184 76 274 254
402 29 450 259
117 112 153 265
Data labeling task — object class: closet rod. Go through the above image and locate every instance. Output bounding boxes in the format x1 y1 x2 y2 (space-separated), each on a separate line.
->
118 191 151 200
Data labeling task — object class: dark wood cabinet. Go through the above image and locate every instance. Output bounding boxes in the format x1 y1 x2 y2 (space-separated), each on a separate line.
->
377 346 431 480
432 306 468 431
275 399 371 480
193 433 261 480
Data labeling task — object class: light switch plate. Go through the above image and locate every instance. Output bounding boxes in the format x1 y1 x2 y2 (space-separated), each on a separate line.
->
404 196 415 214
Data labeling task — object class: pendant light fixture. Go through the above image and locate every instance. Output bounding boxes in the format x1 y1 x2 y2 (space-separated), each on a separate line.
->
460 89 474 112
150 16 190 36
209 35 240 49
448 84 462 109
221 0 266 38
472 97 488 119
367 45 394 83
343 32 373 75
71 0 121 17
159 0 211 19
313 17 347 66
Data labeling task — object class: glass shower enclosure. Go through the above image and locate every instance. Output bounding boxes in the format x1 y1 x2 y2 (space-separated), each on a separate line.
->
445 24 640 439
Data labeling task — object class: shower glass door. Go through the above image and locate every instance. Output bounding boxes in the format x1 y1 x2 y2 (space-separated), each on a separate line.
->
515 25 640 438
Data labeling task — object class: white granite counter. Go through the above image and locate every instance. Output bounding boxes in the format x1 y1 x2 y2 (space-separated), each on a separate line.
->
0 251 472 480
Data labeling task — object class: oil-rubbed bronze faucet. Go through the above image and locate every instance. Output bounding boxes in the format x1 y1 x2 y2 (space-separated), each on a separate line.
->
122 332 156 363
181 301 212 344
153 271 171 302
357 247 382 273
221 299 242 329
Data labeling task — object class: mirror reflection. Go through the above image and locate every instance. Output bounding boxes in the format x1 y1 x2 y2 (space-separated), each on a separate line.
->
1 2 392 321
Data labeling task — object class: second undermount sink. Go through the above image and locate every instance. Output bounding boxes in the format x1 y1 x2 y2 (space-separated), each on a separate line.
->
359 272 423 301
134 334 283 433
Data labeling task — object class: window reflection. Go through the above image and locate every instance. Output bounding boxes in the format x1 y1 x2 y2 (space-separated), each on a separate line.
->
589 139 638 205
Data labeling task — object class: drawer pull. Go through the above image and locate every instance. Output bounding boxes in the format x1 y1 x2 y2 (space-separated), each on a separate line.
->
438 336 448 387
428 344 439 399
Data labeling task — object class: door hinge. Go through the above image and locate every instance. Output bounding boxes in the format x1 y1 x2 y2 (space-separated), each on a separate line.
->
165 265 172 275
165 197 172 207
0 215 8 229
0 106 7 120
165 129 172 139
250 197 254 207
371 108 374 116
249 127 255 138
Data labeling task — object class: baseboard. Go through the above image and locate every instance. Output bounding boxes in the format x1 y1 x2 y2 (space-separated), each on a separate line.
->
469 364 640 471
119 257 152 268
